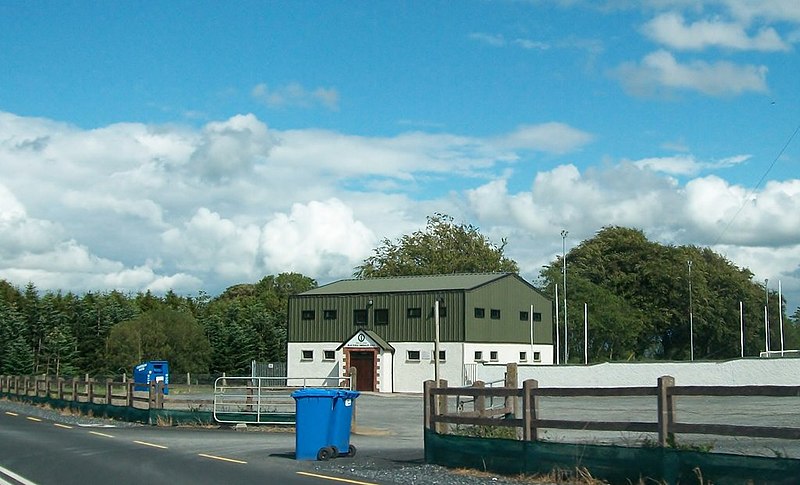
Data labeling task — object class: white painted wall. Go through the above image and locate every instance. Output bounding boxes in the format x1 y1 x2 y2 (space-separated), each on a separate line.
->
391 342 464 393
475 359 800 388
286 343 344 387
462 342 553 367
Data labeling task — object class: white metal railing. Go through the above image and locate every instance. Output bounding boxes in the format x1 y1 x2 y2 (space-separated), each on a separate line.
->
759 350 800 358
213 376 351 424
463 363 477 386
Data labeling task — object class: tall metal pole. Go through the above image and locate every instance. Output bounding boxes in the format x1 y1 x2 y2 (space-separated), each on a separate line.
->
584 303 588 365
554 283 560 365
561 230 568 364
739 300 744 358
688 260 694 361
779 280 784 356
764 279 770 354
434 300 440 384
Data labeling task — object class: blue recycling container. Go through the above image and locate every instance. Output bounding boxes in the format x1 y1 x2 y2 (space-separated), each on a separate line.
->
133 360 169 395
329 390 360 456
291 388 338 460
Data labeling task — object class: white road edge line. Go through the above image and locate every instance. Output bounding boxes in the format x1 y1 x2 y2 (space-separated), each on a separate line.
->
0 464 38 485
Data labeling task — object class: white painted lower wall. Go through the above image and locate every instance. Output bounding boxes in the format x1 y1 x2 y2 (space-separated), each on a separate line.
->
288 341 555 393
475 358 800 388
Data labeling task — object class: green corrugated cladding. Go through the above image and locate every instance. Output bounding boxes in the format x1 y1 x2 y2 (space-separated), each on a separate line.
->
287 273 553 344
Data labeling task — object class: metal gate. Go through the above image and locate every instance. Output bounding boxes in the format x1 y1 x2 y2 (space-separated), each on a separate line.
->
213 375 351 425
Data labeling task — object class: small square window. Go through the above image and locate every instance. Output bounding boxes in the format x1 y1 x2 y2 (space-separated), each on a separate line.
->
533 312 542 322
407 307 422 318
519 311 529 321
301 350 313 360
490 351 498 361
407 350 420 361
490 309 501 319
323 350 335 361
433 305 447 318
474 351 483 361
301 310 315 320
520 351 528 362
438 350 446 361
353 309 368 325
323 310 337 320
474 308 485 318
533 352 541 362
375 308 389 325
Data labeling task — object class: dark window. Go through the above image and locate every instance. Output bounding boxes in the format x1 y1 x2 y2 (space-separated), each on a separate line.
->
438 350 446 361
407 350 420 361
490 309 501 319
520 352 528 361
353 309 368 325
301 350 313 360
533 352 541 362
519 311 529 321
323 310 337 320
323 350 335 360
433 305 447 318
533 312 542 322
407 307 422 318
490 351 498 361
301 310 315 320
474 351 483 361
474 308 485 318
375 308 389 325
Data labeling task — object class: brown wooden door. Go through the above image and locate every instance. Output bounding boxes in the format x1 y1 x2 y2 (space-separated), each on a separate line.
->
350 351 375 391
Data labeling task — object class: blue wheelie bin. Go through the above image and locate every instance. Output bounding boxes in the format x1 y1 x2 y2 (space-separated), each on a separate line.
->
329 390 360 457
292 388 338 460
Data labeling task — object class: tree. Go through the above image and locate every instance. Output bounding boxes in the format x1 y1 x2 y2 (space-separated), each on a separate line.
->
106 308 211 374
355 213 519 277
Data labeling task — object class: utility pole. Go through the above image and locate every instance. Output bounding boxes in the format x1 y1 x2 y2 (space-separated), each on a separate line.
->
764 279 770 354
688 260 694 361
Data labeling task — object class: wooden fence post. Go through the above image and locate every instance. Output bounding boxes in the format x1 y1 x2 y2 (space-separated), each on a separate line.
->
522 379 539 441
87 379 95 404
126 382 134 408
423 380 435 431
58 378 64 400
106 381 114 405
71 378 78 402
473 381 486 417
155 381 164 409
435 379 448 434
505 363 518 415
657 375 675 447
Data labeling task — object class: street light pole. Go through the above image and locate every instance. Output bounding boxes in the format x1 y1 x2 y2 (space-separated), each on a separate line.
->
561 230 568 364
688 260 694 361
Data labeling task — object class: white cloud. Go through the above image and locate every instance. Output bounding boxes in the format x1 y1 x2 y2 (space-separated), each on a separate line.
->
614 50 768 96
260 199 376 278
494 123 594 154
470 32 507 47
632 153 750 175
642 12 789 51
252 82 340 110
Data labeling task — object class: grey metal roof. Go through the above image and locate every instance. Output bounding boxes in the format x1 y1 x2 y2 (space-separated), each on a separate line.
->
300 273 514 295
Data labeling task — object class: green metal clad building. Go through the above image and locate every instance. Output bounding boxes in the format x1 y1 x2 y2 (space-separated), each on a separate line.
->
287 273 553 393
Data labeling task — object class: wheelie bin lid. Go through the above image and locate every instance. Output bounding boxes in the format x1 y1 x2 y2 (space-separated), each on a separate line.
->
291 388 340 399
334 390 360 400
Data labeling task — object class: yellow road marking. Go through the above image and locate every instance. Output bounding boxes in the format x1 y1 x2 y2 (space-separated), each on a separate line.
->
197 453 247 464
296 471 378 485
133 440 168 449
89 431 114 438
26 417 42 422
4 411 19 416
54 423 73 429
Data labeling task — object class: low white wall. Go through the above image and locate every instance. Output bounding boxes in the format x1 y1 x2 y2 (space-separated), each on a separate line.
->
476 358 800 388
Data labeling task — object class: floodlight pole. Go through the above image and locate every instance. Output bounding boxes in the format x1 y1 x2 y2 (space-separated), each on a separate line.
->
779 280 784 356
561 230 568 364
764 279 770 354
554 283 560 365
434 299 441 384
688 260 694 362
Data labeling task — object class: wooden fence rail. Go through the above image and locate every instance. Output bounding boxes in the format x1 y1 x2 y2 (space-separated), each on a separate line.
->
424 374 800 447
0 374 167 410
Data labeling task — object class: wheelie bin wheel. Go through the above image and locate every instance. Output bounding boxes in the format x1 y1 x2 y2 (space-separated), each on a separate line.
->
317 446 334 461
330 446 340 458
347 444 357 457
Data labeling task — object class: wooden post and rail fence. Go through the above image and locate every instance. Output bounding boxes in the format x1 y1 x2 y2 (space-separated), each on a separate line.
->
424 367 800 446
0 374 167 410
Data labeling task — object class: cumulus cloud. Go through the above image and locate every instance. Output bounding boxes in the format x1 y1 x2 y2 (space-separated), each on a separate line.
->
614 50 768 96
252 82 340 110
642 12 790 51
260 199 376 277
494 123 594 154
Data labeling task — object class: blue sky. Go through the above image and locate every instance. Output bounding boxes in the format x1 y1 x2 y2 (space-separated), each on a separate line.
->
1 1 799 326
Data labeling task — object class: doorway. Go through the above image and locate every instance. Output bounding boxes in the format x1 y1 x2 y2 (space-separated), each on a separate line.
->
349 351 375 391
